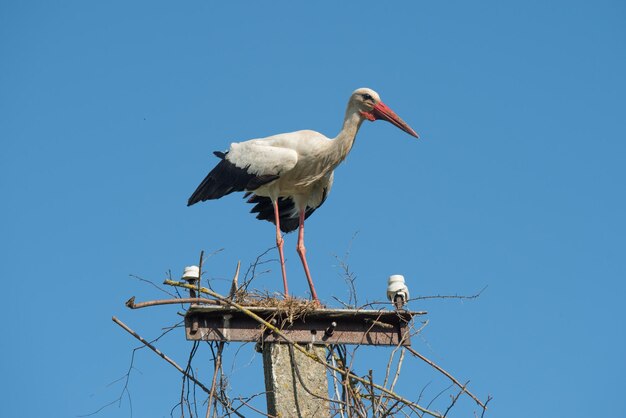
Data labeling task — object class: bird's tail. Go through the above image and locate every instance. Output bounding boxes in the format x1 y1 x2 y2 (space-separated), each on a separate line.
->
246 194 316 233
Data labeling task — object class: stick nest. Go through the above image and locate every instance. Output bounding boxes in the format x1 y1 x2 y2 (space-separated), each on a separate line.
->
233 289 321 324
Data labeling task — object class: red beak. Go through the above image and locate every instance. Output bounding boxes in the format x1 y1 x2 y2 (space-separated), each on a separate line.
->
372 101 419 138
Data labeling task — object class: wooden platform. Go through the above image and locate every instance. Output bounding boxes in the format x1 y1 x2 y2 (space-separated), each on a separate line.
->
184 305 426 346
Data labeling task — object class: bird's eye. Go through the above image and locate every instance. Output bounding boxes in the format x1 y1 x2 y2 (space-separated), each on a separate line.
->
362 93 374 101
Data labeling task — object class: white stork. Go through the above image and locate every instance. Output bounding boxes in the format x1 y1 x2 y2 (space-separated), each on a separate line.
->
188 88 418 302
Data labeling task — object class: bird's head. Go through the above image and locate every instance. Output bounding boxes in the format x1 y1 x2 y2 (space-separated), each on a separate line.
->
351 87 419 138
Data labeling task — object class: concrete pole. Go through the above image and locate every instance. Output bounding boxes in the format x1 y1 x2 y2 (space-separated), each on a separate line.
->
262 343 330 417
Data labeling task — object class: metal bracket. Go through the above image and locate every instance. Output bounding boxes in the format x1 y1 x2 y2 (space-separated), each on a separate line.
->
184 306 426 346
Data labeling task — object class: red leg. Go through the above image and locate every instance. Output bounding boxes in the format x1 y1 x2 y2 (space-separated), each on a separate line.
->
296 210 319 301
274 201 289 297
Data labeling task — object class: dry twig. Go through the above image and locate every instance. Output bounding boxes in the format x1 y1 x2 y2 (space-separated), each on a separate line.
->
405 346 486 409
112 316 213 395
125 296 222 309
205 342 224 418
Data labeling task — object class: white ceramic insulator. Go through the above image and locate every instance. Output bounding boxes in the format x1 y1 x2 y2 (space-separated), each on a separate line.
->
387 274 410 302
182 265 200 280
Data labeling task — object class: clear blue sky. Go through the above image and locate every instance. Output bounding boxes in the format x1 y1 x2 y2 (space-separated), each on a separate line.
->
1 1 625 417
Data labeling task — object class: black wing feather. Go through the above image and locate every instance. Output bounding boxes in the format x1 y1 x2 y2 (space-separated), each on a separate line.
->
187 152 279 206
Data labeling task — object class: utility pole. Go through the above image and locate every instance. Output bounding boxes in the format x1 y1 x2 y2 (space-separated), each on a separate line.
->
185 304 420 417
118 269 489 417
262 343 329 417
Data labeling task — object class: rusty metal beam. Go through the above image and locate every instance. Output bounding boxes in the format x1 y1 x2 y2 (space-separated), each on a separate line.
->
184 305 426 346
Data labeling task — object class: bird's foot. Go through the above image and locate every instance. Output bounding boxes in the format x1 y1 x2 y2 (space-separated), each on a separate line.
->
309 298 324 309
